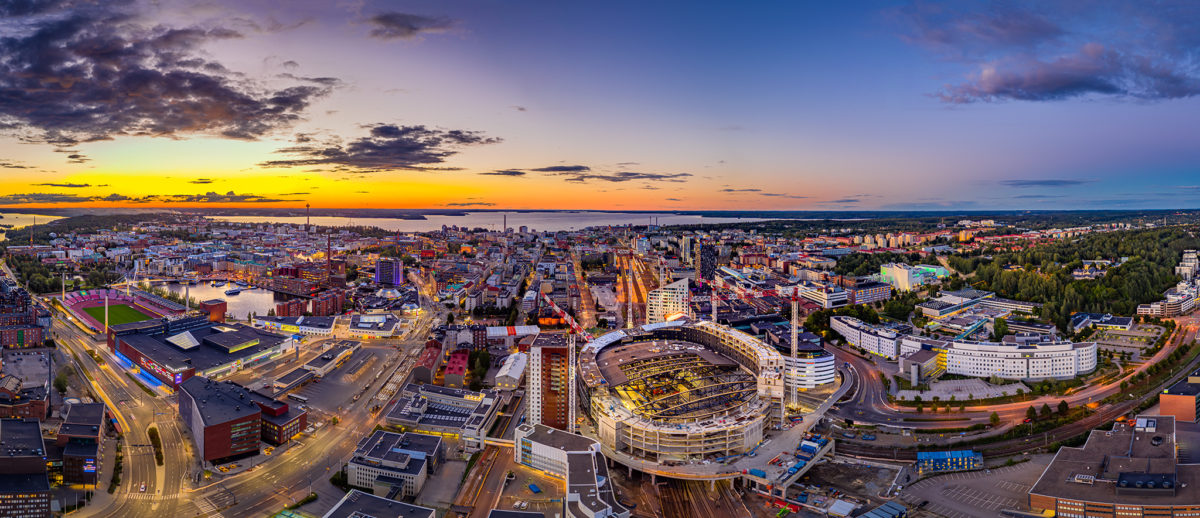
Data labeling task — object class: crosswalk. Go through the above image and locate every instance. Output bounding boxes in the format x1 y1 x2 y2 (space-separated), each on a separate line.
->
125 492 181 501
193 496 224 518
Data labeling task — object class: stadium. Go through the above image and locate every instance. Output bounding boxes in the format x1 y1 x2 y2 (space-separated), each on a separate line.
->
61 289 187 332
578 319 789 463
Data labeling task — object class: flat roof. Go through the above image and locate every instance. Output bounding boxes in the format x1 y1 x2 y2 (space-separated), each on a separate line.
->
321 489 434 518
119 322 289 373
1030 415 1200 506
518 424 596 453
0 419 44 459
179 377 261 426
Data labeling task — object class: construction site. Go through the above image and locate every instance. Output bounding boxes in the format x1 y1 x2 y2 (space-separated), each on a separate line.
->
579 319 807 465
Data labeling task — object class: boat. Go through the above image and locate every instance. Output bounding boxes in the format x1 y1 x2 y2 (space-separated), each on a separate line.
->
212 281 226 287
235 280 249 287
224 287 242 296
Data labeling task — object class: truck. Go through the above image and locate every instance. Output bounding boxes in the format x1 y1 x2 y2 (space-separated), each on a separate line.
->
528 484 542 494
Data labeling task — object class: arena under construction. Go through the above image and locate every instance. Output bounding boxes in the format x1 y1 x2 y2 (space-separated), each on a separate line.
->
579 318 835 465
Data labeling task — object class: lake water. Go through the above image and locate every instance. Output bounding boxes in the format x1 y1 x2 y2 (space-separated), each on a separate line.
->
162 282 280 320
210 211 779 233
0 213 62 241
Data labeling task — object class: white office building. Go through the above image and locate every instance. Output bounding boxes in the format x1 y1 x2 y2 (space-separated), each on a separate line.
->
831 316 901 359
646 279 690 324
899 334 1097 380
514 424 630 518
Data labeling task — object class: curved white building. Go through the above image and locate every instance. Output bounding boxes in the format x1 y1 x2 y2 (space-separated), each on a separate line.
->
900 334 1097 380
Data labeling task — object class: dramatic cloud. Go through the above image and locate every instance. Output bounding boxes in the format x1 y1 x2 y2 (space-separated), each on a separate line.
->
561 171 692 183
830 198 862 203
366 12 454 40
190 178 215 184
479 170 526 177
720 188 761 192
34 182 90 188
901 3 1200 103
1001 179 1091 187
938 43 1200 103
530 165 591 173
261 124 500 172
0 2 332 145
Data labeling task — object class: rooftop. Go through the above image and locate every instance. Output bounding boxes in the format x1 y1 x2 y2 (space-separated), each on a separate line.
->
321 489 435 518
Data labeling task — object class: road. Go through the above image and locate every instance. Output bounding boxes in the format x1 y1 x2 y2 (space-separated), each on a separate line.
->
50 311 189 518
30 271 446 517
830 319 1197 429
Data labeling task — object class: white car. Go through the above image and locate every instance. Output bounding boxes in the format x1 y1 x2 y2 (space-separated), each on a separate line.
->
139 483 146 492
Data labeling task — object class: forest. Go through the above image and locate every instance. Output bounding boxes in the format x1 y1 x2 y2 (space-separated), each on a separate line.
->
946 227 1199 330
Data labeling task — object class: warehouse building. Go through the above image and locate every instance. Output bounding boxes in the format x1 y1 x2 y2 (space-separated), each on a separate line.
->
109 316 296 388
178 377 307 463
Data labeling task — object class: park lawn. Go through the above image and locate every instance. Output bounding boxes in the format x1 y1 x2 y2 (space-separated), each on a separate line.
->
82 304 155 326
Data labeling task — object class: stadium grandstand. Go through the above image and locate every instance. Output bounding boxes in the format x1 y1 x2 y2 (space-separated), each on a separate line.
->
61 289 187 332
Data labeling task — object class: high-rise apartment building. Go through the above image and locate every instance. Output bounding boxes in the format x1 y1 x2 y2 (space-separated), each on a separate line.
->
527 334 570 430
374 257 404 286
647 278 690 324
695 243 717 283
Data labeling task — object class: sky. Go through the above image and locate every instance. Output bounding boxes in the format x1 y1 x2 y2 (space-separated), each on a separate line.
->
2 0 1200 211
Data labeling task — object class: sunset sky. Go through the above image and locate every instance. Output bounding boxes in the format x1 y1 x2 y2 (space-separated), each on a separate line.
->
2 1 1200 210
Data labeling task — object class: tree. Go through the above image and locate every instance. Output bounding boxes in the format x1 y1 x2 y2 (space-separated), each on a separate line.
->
1026 406 1037 421
1040 403 1053 417
993 318 1009 338
989 412 1001 426
1058 400 1069 415
53 369 69 394
446 313 455 325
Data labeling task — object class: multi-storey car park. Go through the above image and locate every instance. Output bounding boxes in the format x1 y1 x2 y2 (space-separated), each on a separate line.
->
577 319 838 467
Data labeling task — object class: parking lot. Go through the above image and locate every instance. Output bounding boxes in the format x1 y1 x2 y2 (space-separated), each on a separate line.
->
899 455 1051 518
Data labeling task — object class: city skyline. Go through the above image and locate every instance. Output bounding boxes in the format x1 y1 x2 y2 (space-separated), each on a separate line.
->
2 0 1200 210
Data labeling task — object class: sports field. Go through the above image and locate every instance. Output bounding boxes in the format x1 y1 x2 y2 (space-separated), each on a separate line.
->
82 304 155 326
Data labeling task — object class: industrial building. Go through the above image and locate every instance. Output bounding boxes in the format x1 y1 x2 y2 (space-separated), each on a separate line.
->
178 377 307 463
1029 416 1200 517
108 316 297 388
